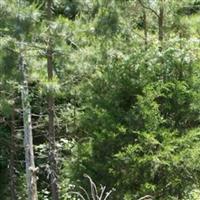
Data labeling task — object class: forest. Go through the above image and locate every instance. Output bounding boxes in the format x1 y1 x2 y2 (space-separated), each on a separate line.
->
0 0 200 199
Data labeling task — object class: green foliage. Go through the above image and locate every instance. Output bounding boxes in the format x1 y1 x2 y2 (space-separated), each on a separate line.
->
0 0 199 199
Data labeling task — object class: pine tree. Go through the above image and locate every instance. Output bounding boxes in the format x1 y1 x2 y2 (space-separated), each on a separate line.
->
46 0 59 199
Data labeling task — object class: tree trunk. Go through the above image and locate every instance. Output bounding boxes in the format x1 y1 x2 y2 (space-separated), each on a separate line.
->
19 51 38 200
158 0 164 43
143 9 148 50
9 106 17 200
47 0 59 199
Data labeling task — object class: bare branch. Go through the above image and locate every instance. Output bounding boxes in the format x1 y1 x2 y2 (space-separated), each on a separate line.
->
79 186 90 200
99 186 106 200
69 192 86 200
103 190 113 200
84 174 98 200
138 0 159 17
71 174 114 200
138 195 153 200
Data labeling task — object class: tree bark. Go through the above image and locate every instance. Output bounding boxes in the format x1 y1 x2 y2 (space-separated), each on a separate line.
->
47 0 59 199
19 51 38 200
9 106 17 200
143 9 148 50
138 0 164 46
158 0 164 43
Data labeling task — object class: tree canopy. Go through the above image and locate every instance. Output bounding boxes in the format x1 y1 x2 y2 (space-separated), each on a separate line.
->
0 0 200 200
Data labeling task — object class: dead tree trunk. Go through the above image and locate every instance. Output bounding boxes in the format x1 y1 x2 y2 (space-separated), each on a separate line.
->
19 51 38 200
46 0 59 199
9 106 17 200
